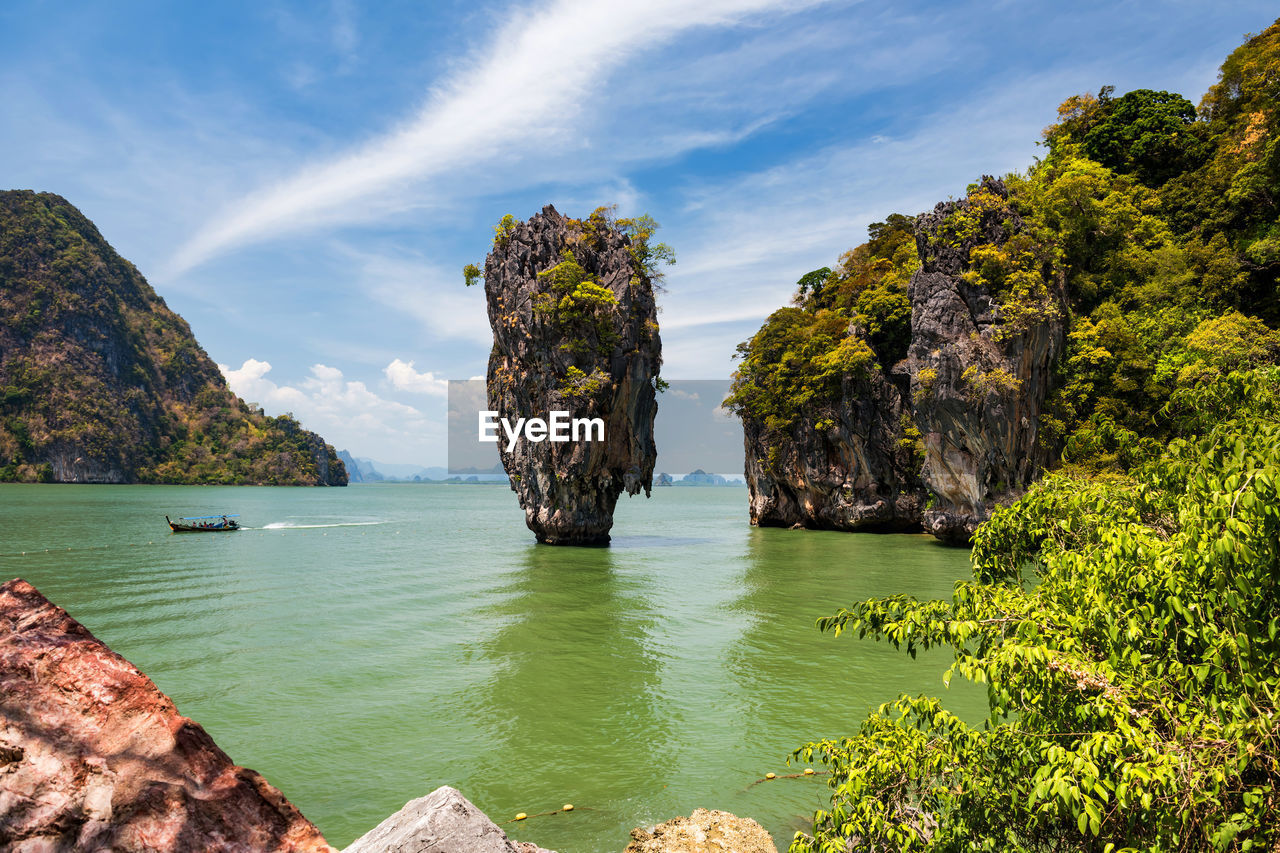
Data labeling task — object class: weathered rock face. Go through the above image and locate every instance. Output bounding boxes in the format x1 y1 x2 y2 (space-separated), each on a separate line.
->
734 178 1065 545
907 178 1066 543
626 808 778 853
341 786 554 853
484 206 661 545
0 578 335 852
743 339 922 531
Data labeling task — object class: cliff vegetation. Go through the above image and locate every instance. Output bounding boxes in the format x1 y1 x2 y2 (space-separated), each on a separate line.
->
728 19 1279 539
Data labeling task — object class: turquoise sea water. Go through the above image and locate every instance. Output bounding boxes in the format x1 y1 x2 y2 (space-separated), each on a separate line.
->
0 484 983 852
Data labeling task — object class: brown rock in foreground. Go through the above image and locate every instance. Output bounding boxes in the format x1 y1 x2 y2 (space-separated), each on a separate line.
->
626 809 778 853
341 786 555 853
0 577 335 852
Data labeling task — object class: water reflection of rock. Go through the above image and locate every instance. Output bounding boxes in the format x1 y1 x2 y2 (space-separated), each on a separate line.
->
457 545 675 849
720 528 987 834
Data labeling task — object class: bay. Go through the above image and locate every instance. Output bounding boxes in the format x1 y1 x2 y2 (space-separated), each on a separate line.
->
0 483 983 852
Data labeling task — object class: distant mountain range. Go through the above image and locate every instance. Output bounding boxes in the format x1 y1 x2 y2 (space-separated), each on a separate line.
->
656 469 745 486
338 454 744 487
337 452 506 483
674 469 744 486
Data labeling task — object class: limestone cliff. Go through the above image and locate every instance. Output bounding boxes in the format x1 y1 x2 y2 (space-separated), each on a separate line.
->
731 180 1064 544
0 191 346 485
483 206 661 545
727 213 926 534
742 329 922 531
907 178 1066 543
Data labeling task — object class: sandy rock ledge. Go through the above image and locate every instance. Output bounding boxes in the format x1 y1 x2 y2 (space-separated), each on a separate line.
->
626 808 778 853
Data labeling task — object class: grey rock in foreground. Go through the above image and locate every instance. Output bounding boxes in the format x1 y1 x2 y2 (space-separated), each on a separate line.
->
625 808 777 853
342 787 554 853
483 205 661 545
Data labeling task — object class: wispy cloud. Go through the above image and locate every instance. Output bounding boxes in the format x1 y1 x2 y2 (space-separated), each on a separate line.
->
330 0 359 63
651 66 1090 376
336 243 493 346
170 0 823 273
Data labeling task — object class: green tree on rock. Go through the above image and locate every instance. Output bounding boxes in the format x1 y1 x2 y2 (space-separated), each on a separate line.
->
1081 89 1208 187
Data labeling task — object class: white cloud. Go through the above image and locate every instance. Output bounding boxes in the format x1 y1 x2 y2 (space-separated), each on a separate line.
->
218 359 443 463
385 358 448 396
336 244 493 345
169 0 823 272
222 356 271 384
221 358 310 409
310 363 344 383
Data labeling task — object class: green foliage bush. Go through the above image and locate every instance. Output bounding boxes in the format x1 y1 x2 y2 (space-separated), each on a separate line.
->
559 365 609 396
1079 88 1209 186
462 262 482 287
583 205 676 287
794 368 1280 852
533 249 621 356
493 213 518 246
725 215 918 433
787 20 1280 850
961 366 1022 403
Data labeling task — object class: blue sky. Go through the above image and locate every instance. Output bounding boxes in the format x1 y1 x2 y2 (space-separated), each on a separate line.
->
3 1 1275 464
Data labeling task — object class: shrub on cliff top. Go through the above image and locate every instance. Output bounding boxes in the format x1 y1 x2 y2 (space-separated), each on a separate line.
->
725 215 916 433
532 250 621 357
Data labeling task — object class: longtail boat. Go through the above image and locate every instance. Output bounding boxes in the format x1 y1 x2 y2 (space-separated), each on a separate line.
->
166 514 240 532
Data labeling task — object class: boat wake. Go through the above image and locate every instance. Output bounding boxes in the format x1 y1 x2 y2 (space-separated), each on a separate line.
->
257 521 387 530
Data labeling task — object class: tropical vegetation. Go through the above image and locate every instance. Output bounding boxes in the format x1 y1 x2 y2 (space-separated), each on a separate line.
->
781 20 1280 851
729 22 1279 475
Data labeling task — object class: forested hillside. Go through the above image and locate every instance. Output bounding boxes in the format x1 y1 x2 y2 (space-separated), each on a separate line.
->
0 191 346 485
728 20 1279 539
